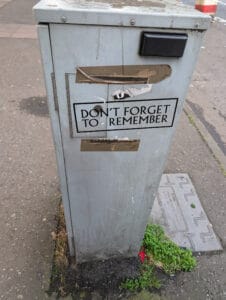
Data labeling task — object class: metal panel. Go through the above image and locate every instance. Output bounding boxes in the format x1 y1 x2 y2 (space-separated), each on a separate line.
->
66 73 108 138
47 23 206 262
37 25 75 255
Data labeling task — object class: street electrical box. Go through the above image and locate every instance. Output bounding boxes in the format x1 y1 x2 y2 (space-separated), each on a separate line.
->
34 0 210 263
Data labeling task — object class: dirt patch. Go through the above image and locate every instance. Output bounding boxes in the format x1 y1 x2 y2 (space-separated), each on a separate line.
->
48 204 187 300
75 257 140 291
48 203 169 299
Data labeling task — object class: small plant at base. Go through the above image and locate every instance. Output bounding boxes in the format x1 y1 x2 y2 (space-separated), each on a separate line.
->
121 224 196 292
191 203 196 209
120 224 196 292
49 202 69 297
120 263 161 292
143 224 196 274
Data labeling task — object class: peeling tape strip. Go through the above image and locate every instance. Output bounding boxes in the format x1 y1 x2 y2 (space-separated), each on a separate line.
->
80 139 140 151
113 84 152 100
76 65 171 84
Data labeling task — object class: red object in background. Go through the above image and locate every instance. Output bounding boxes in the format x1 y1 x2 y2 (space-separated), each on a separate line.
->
138 248 146 263
195 4 217 13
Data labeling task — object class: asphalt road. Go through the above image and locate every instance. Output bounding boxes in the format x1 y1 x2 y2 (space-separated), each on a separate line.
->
180 0 226 157
187 21 226 157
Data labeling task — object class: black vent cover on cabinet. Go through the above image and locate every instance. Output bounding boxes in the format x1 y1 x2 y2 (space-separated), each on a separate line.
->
139 32 188 57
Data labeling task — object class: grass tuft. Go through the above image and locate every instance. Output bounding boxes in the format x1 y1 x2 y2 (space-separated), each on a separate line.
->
121 224 196 291
121 263 161 291
49 203 69 297
143 224 196 274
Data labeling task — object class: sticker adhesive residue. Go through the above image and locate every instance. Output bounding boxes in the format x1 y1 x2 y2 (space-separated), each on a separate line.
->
81 139 140 151
113 84 152 100
76 65 171 84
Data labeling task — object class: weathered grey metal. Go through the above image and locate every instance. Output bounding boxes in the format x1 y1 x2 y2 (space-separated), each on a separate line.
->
34 0 210 30
37 25 75 255
34 0 210 263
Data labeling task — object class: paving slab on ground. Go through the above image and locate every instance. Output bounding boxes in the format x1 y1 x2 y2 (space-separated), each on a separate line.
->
0 0 38 24
150 174 222 253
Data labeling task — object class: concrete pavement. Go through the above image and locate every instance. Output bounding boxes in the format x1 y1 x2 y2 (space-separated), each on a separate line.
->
0 0 226 299
0 37 59 299
186 21 226 157
163 112 226 300
0 0 38 24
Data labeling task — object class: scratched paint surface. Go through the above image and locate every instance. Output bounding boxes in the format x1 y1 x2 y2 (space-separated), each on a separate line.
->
150 173 222 252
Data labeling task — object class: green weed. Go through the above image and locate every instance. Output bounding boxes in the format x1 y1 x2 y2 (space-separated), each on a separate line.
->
121 263 161 291
143 224 196 274
121 224 196 292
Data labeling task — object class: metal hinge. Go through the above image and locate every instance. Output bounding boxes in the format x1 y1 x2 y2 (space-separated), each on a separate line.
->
51 72 59 112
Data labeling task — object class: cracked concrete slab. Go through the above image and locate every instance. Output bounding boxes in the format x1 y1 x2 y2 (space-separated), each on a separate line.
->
150 173 222 252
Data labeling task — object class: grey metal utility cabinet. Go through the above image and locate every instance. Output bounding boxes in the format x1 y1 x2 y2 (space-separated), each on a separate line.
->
34 0 210 263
